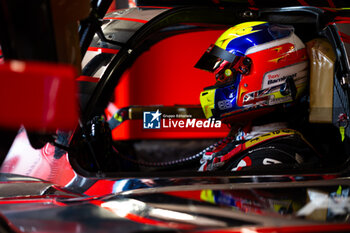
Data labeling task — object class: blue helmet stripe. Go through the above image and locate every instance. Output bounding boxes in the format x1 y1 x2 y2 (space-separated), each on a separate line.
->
226 23 292 56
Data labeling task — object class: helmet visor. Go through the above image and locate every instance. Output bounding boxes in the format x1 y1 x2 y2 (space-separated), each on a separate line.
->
194 44 236 73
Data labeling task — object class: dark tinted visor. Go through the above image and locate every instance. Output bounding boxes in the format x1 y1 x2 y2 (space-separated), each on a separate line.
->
194 44 236 72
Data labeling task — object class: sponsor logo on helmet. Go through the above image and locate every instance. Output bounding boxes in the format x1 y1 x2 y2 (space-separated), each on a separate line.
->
262 62 308 89
267 73 296 85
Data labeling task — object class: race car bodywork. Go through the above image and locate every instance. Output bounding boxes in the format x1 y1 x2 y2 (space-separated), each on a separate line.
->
1 173 350 233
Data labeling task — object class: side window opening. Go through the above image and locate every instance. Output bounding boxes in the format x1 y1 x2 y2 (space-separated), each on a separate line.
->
74 13 350 176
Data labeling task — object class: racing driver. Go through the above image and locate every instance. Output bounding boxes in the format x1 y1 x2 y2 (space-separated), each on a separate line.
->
195 21 320 171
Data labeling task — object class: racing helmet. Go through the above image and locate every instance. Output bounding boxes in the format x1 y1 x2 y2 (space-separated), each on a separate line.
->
196 21 309 122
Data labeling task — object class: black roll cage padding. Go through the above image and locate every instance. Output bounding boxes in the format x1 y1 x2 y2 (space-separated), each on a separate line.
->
318 23 350 117
258 6 325 33
81 6 333 124
79 0 114 58
326 24 350 81
95 26 126 47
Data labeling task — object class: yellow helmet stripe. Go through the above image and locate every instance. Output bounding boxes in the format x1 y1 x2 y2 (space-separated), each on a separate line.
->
215 21 268 50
